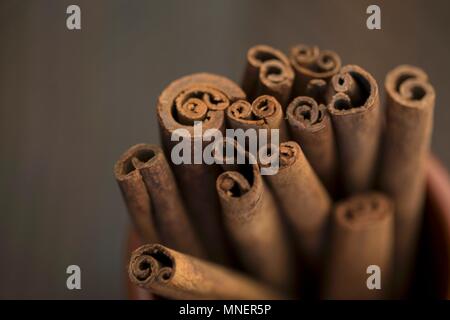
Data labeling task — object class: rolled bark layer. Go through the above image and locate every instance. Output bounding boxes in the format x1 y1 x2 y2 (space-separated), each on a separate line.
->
286 96 337 194
129 244 285 300
131 144 206 258
327 65 381 195
323 192 394 299
378 65 435 297
216 161 294 293
241 45 294 107
290 44 341 103
264 141 331 269
157 73 246 265
226 95 289 143
114 144 159 243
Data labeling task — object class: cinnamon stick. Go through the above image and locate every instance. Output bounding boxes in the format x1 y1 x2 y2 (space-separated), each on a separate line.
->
114 144 159 243
286 96 337 194
129 244 286 300
157 73 245 265
378 65 435 297
322 192 394 299
226 95 289 143
241 45 294 107
327 65 381 195
263 141 331 270
131 144 206 258
127 228 154 300
290 44 341 103
215 159 294 293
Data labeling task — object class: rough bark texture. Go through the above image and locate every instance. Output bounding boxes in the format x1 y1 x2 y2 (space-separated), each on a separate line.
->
114 144 159 243
129 244 286 300
216 161 294 293
157 73 246 265
131 144 206 258
322 192 394 299
286 96 337 195
289 44 341 103
378 65 435 297
241 44 294 108
226 95 289 144
264 141 331 270
327 65 381 195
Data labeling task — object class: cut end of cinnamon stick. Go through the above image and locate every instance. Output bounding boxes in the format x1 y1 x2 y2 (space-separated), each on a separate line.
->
259 59 294 88
227 95 281 124
217 171 252 198
247 44 291 71
158 73 246 134
129 244 175 286
278 141 299 168
290 44 341 79
385 65 435 109
242 45 294 105
327 64 379 115
287 96 327 130
114 144 158 180
334 192 393 229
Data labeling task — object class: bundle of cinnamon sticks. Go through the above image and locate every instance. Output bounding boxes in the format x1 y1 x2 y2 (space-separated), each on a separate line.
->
115 44 435 300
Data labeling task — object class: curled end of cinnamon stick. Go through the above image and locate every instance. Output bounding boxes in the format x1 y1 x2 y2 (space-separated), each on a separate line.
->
114 144 159 180
216 161 261 217
335 192 393 230
385 65 435 109
227 95 282 125
158 73 245 134
217 171 252 198
247 45 291 70
286 96 327 131
290 44 341 79
129 244 175 286
259 59 294 89
278 141 300 168
328 65 379 115
245 45 294 97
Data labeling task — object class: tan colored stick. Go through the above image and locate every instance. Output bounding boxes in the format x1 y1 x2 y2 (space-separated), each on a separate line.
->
322 192 394 299
242 44 294 107
157 73 245 265
226 95 289 143
129 244 286 300
264 141 331 269
131 144 206 258
378 65 435 297
114 144 159 243
216 160 294 293
286 96 337 194
290 44 341 103
327 65 381 195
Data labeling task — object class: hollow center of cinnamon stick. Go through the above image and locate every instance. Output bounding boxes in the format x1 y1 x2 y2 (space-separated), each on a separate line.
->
410 86 426 100
124 149 156 174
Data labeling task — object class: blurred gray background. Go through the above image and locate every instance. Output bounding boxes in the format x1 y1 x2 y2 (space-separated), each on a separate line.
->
0 0 449 299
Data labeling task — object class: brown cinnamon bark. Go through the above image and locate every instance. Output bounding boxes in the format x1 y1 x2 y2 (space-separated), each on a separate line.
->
130 144 207 258
378 65 435 297
127 228 155 300
216 160 294 293
241 45 294 107
226 95 289 143
290 44 341 103
322 192 394 299
129 244 286 300
327 65 381 195
157 73 245 265
114 144 159 243
264 141 331 270
286 96 337 194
